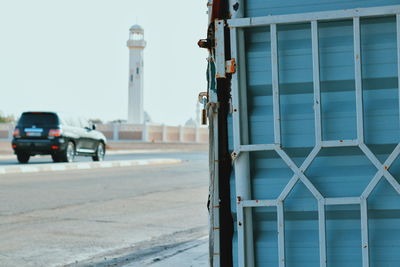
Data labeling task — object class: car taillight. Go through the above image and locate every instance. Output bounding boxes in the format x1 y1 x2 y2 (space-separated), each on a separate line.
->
13 128 20 137
48 129 62 137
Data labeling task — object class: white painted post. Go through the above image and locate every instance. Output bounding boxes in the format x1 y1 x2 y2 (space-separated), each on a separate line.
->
162 124 167 143
8 123 14 140
195 125 200 143
179 126 184 143
143 122 149 142
113 123 119 141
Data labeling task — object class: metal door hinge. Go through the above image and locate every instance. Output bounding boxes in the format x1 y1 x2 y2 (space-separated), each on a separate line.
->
215 20 237 77
215 19 226 78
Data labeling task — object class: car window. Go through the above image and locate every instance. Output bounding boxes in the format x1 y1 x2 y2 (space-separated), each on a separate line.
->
59 116 67 126
18 113 59 126
59 115 79 127
80 118 91 129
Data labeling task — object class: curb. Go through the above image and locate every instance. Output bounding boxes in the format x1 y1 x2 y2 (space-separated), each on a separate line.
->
0 158 183 175
0 150 181 160
106 149 180 155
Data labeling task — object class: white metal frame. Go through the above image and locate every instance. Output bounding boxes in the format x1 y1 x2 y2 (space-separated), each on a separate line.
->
215 20 226 78
231 26 256 267
227 5 400 267
208 53 221 267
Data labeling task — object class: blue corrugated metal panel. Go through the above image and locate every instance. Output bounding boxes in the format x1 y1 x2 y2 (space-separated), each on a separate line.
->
245 0 400 17
319 20 358 141
228 7 400 267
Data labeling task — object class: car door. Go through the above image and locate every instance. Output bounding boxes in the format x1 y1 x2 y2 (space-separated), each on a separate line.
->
62 117 86 152
85 126 100 151
79 119 98 153
58 115 87 153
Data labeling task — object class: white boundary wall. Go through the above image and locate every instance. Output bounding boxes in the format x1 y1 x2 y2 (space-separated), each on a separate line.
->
0 123 208 143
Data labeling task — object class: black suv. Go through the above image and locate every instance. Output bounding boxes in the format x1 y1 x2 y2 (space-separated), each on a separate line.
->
12 112 107 163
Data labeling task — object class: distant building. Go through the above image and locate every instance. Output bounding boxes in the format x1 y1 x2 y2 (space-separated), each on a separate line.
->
127 24 146 124
185 118 197 127
144 111 152 123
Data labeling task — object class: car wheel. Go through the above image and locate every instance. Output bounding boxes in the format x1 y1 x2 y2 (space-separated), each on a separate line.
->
60 141 75 163
17 153 30 164
92 142 105 162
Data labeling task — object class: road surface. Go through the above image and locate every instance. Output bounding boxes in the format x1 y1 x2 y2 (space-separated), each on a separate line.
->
0 151 209 266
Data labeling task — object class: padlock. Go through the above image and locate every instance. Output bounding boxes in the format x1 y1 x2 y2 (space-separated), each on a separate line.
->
202 108 207 125
198 92 208 125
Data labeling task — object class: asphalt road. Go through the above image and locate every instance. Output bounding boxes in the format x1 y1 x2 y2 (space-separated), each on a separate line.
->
0 151 209 267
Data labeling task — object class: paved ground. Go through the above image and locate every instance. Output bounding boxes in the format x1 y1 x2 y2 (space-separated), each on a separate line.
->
72 227 209 267
0 148 210 267
123 237 209 267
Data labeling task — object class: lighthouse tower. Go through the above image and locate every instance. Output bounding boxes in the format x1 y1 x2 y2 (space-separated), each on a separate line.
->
127 25 146 124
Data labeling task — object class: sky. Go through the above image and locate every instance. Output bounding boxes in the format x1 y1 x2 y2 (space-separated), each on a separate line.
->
0 0 209 126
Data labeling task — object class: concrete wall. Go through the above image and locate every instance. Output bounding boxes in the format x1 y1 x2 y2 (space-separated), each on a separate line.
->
0 123 208 143
0 123 13 139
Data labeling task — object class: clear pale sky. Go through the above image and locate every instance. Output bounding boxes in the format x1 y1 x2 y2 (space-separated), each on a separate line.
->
0 0 208 125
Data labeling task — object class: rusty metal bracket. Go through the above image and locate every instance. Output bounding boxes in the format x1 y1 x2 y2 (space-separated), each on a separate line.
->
198 39 211 49
225 58 236 74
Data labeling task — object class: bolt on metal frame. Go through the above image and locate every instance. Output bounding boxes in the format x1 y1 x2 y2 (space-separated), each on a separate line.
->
227 5 400 267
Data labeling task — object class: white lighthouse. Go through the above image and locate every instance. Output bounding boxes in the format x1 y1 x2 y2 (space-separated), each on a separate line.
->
127 24 146 124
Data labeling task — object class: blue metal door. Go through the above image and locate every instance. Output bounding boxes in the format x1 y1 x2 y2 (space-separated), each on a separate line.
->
223 2 400 267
